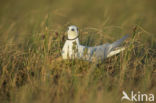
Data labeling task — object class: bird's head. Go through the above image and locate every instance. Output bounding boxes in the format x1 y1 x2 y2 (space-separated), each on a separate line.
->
67 25 79 40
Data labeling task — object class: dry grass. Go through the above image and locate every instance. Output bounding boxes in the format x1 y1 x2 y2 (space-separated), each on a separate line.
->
0 0 156 103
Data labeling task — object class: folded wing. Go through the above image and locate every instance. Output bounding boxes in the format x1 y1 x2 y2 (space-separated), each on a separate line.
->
77 34 128 61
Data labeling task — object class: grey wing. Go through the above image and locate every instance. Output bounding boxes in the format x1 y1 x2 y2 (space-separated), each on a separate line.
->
77 34 128 61
90 34 128 60
77 44 109 61
111 34 129 49
90 43 110 60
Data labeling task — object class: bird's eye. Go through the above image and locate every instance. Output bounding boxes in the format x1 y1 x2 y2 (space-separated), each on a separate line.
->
71 28 75 31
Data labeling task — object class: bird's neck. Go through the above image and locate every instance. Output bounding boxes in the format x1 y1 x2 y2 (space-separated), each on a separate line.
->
66 38 80 46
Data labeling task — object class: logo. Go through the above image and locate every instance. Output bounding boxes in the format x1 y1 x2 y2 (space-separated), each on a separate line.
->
121 91 154 102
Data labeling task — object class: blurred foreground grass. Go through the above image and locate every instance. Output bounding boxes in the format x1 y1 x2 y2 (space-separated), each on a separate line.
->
0 0 156 103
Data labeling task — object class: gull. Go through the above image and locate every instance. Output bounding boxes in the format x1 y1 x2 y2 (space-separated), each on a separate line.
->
62 25 128 61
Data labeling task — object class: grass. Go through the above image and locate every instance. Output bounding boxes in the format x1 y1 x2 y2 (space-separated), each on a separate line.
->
0 0 156 103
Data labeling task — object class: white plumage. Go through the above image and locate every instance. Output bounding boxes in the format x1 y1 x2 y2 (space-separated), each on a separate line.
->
62 25 128 61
